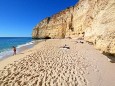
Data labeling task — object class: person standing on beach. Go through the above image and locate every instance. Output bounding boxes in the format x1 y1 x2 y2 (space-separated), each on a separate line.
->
12 46 16 55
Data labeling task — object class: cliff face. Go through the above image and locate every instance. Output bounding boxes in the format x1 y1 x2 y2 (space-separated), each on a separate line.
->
32 7 75 39
32 0 115 55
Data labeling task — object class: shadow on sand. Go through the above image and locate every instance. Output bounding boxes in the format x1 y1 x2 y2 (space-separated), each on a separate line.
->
103 53 115 63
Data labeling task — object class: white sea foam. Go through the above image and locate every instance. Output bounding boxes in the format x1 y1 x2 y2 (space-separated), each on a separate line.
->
0 41 36 60
17 41 35 48
0 49 13 59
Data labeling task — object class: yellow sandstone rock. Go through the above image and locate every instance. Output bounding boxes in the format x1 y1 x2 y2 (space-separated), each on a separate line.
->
32 0 115 55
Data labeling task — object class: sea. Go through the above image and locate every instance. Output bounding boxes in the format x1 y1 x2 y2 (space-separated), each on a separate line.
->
0 37 36 60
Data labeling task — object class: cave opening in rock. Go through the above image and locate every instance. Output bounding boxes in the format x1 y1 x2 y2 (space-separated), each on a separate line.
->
44 36 51 39
70 27 74 31
69 23 74 31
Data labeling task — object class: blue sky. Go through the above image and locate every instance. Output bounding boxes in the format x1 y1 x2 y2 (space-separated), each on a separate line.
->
0 0 78 37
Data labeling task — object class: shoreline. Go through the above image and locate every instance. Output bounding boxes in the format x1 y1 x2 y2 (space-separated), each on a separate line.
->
0 39 44 61
0 39 115 86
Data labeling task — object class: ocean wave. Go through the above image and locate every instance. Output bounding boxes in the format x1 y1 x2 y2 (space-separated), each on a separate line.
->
0 41 35 60
17 41 35 48
0 49 13 59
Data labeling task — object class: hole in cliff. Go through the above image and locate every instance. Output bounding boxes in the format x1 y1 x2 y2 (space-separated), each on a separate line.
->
69 23 74 31
70 27 74 31
82 32 85 34
82 32 85 37
44 36 51 39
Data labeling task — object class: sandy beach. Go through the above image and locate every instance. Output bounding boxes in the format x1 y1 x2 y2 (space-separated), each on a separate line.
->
0 39 115 86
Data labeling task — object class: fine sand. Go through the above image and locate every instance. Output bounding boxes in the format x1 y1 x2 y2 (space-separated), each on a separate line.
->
0 39 115 86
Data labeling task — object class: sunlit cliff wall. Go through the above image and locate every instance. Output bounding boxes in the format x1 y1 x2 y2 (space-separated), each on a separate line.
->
32 0 115 55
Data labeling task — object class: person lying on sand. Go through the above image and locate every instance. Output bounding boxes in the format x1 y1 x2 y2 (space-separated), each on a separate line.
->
62 44 70 49
12 46 16 55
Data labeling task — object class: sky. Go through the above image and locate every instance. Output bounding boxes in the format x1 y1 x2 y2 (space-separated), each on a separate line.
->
0 0 78 37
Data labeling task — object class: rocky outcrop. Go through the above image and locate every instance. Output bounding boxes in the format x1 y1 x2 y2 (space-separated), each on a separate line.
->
32 0 115 55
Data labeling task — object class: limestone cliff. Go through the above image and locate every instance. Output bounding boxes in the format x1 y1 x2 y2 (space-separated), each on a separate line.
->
32 6 75 39
32 0 115 55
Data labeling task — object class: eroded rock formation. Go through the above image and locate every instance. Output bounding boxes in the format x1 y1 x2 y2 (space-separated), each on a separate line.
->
32 0 115 55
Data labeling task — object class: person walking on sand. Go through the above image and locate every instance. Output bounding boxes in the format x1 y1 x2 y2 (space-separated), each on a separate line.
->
12 46 16 55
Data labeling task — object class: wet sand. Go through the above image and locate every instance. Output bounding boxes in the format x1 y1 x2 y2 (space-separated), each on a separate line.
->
0 39 115 86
